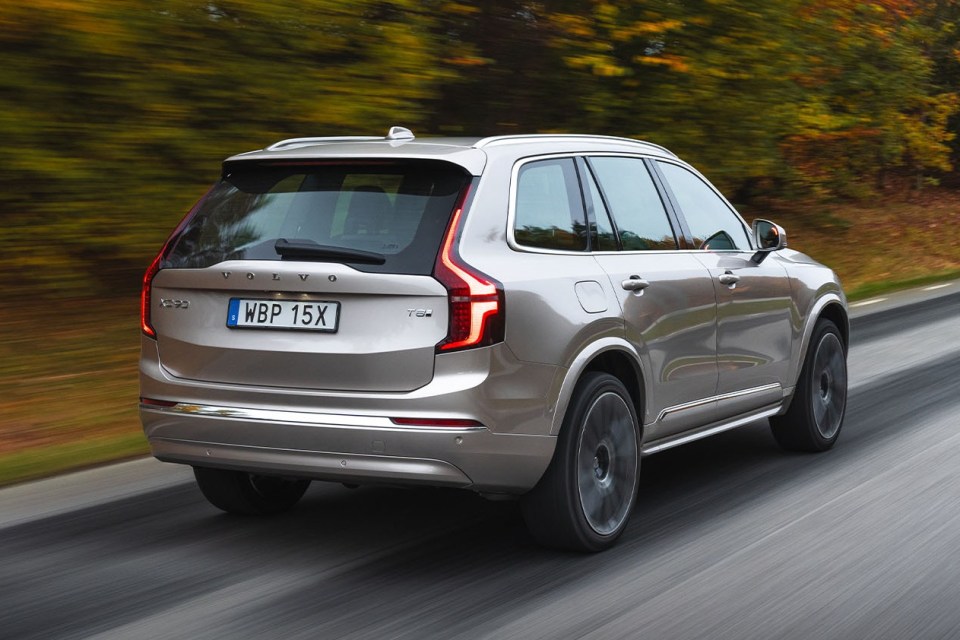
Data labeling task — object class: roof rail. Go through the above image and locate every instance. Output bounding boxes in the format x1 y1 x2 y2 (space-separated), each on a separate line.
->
474 134 678 158
265 136 381 151
265 126 416 151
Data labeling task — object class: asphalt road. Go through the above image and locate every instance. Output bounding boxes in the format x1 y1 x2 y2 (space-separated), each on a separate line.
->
3 284 960 639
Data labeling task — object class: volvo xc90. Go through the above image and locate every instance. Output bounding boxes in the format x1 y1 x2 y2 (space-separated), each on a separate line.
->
140 127 848 551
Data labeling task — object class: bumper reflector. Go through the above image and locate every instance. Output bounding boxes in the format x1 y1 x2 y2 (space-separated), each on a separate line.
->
389 417 484 428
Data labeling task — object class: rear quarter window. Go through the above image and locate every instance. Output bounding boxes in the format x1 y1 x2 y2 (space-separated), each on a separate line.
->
513 158 587 252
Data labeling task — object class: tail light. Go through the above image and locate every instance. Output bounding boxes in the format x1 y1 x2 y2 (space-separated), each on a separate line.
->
434 188 505 352
141 252 164 337
141 193 209 338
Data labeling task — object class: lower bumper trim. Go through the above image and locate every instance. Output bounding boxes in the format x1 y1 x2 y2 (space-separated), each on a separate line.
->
151 438 473 488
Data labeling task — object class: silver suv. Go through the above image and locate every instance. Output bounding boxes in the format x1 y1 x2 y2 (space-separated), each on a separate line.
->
140 127 848 551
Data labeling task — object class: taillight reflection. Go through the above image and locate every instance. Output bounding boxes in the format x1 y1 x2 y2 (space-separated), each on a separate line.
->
139 397 178 407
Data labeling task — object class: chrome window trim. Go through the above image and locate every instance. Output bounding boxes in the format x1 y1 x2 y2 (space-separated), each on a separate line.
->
506 152 751 256
507 152 684 256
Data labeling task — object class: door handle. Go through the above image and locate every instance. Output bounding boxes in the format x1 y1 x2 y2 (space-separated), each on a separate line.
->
621 276 650 292
718 271 740 286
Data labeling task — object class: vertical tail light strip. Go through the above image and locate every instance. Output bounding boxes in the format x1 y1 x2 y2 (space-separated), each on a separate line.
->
141 192 212 338
433 186 505 352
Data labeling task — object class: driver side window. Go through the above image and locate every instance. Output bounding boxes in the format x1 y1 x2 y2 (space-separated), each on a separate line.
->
657 161 750 250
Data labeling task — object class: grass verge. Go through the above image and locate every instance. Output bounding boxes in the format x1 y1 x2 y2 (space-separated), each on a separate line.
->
845 269 960 301
0 433 148 487
0 298 146 487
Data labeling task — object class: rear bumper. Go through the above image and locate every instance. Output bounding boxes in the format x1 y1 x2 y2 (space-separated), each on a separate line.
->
140 337 561 493
141 403 555 493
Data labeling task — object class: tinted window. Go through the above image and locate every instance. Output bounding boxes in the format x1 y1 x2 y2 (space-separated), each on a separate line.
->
657 161 751 250
582 166 618 251
164 160 469 275
514 158 587 251
588 157 677 251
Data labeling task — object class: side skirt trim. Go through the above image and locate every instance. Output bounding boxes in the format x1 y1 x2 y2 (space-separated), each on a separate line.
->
641 406 780 455
655 383 782 423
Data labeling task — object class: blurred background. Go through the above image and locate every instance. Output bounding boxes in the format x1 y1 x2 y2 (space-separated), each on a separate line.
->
2 0 960 485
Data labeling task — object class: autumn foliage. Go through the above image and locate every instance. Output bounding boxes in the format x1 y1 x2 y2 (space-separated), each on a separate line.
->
1 1 958 297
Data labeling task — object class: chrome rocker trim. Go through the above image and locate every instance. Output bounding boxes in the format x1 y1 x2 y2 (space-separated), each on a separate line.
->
642 406 780 455
655 383 782 423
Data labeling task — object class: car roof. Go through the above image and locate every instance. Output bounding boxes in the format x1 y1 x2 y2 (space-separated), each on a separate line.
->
225 129 678 177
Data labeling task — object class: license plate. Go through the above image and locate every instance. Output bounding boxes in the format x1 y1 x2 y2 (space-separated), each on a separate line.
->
227 299 340 332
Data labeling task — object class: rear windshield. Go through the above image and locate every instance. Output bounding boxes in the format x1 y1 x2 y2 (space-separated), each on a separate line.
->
163 160 470 275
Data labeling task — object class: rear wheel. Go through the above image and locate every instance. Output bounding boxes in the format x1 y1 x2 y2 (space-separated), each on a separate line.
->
771 319 847 452
193 467 311 515
522 372 640 552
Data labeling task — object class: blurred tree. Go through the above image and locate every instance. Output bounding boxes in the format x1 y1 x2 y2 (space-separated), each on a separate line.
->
549 0 806 193
426 1 586 133
782 0 957 196
0 0 957 300
549 0 957 197
0 0 451 297
915 0 960 179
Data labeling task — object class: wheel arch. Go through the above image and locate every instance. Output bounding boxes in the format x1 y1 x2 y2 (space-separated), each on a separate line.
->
817 301 849 354
550 338 647 437
783 293 849 410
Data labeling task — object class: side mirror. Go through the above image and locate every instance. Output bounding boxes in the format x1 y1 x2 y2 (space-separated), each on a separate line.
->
751 219 787 263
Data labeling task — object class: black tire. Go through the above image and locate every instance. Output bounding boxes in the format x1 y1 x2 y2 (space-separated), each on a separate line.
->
770 319 847 452
193 467 311 515
521 372 640 552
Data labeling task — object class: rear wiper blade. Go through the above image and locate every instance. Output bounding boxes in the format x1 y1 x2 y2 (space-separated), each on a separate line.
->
274 239 386 265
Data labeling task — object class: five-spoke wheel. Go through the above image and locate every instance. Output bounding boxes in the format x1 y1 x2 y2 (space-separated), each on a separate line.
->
522 372 640 552
576 391 638 537
771 319 847 452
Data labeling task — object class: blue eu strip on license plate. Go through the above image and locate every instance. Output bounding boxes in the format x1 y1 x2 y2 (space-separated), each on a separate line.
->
226 298 340 332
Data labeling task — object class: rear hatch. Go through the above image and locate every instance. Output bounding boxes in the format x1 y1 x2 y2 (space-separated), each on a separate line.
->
150 159 470 392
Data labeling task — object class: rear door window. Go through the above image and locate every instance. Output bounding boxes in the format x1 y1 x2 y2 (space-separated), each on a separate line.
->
164 160 470 275
587 157 678 251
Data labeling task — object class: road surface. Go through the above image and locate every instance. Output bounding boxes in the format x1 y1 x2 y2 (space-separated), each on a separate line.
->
2 283 959 639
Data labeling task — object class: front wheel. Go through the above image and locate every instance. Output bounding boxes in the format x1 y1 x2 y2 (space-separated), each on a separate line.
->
522 372 640 552
770 319 847 452
193 467 311 515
